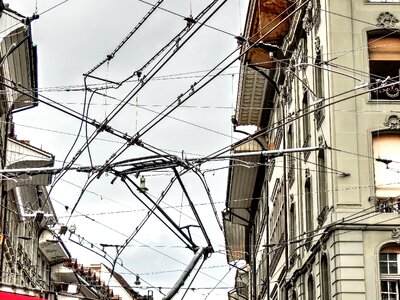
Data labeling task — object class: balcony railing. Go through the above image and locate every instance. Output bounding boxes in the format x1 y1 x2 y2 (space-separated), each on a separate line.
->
374 197 400 213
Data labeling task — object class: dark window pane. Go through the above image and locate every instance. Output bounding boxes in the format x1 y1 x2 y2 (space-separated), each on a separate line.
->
382 281 388 292
381 261 388 273
389 262 398 274
389 281 397 292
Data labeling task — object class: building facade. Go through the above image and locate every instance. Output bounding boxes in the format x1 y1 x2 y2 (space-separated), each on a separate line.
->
224 0 400 299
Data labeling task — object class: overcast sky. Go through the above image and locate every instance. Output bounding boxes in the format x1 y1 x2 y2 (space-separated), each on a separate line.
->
7 1 247 299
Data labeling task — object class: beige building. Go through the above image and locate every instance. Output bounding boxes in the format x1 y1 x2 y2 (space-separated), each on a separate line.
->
224 0 400 299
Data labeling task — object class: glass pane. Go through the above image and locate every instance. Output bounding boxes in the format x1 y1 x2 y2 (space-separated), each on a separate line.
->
381 261 388 273
382 294 388 300
389 262 398 274
382 281 388 292
389 254 397 261
389 281 397 292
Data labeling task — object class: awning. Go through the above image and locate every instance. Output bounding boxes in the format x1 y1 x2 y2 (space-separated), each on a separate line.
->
0 10 37 111
224 141 262 262
223 214 247 262
5 138 54 190
235 65 269 126
39 230 70 264
0 291 45 299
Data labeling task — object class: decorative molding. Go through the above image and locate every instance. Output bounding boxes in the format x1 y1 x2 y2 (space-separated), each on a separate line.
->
302 2 313 34
377 12 399 28
313 0 321 33
318 135 325 147
315 36 321 54
320 241 327 253
392 228 400 243
302 1 321 34
384 114 400 130
305 168 311 179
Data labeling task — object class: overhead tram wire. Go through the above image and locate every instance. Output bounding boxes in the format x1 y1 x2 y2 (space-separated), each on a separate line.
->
38 0 71 16
59 0 311 239
85 0 166 76
7 1 304 244
89 89 236 140
48 0 229 207
57 0 235 235
138 0 238 38
196 77 400 171
96 0 307 177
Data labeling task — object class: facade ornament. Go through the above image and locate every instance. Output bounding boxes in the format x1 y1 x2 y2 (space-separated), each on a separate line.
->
302 2 313 34
384 114 400 130
306 261 313 274
313 0 321 33
377 12 399 28
302 1 321 34
305 168 311 179
315 36 321 54
320 241 327 252
392 228 400 243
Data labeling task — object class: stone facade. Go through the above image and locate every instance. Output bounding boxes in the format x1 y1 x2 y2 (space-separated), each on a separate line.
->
224 1 400 299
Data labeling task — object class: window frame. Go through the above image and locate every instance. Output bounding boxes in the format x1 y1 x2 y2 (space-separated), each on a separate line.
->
380 245 400 300
367 30 400 102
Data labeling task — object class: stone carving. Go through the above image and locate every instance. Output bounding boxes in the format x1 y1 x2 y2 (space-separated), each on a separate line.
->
315 36 321 54
302 2 313 33
302 1 321 34
392 228 400 243
305 168 311 179
377 12 399 28
384 114 400 130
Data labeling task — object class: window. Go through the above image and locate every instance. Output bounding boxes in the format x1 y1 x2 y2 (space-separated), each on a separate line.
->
289 202 296 254
314 47 325 128
317 148 328 212
302 92 311 161
368 31 400 100
287 125 295 188
373 133 400 199
321 254 331 300
305 174 313 232
380 245 400 299
307 275 315 300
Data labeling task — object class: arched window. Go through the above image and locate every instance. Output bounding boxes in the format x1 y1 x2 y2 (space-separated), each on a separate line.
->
380 244 400 299
307 275 315 300
320 254 331 300
305 173 313 233
317 148 327 213
373 132 400 202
